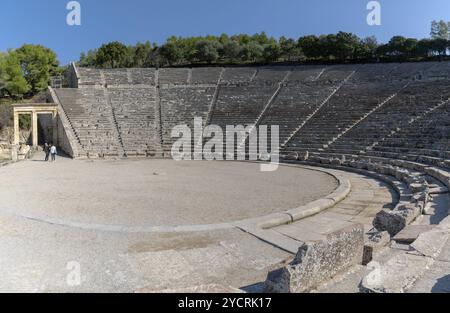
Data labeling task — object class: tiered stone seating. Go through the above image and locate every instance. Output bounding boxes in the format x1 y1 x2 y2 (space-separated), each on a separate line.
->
210 83 278 128
221 68 257 84
258 81 339 146
372 99 450 159
77 68 103 87
160 87 215 154
103 69 129 86
288 66 326 82
253 67 290 82
128 68 156 85
420 61 450 81
55 88 121 157
350 63 398 82
284 81 403 153
329 82 450 156
108 88 159 156
159 68 189 85
318 65 359 82
388 62 435 81
66 63 450 162
191 68 222 84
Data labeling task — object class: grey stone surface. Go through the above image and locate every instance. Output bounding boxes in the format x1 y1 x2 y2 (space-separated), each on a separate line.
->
264 224 364 293
0 157 337 228
363 231 390 265
373 204 421 236
393 225 436 244
361 253 432 293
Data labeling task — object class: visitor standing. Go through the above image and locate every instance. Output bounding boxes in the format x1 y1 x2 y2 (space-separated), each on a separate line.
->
44 142 50 161
50 144 57 162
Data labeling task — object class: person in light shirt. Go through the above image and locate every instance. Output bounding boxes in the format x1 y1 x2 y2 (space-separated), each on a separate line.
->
50 144 57 162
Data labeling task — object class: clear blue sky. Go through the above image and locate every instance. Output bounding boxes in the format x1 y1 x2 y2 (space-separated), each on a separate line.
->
1 0 450 65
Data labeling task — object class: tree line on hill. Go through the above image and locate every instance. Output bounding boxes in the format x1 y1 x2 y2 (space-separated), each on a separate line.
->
78 22 450 69
1 20 450 104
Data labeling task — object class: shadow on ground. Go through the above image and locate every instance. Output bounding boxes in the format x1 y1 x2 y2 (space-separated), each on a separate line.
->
432 275 450 293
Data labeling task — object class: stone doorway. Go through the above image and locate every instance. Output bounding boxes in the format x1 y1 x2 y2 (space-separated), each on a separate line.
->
12 103 58 147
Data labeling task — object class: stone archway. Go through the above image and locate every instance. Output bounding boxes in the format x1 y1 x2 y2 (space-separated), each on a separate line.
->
12 103 58 147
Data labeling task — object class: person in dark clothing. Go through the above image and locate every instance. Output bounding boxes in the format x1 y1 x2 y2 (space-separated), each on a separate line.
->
44 142 50 161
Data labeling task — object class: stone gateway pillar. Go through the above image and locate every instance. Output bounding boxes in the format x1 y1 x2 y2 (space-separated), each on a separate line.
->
12 103 58 148
32 111 38 147
13 111 20 145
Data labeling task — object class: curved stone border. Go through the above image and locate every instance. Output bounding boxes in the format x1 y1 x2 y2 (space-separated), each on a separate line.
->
0 162 350 234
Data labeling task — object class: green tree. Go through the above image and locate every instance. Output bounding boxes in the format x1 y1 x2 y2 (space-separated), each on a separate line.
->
194 40 221 64
158 41 184 66
0 52 30 98
334 32 360 61
15 44 59 94
417 39 433 57
79 49 98 67
131 42 155 67
95 42 129 68
431 20 450 40
298 35 322 60
403 38 419 57
356 36 378 59
262 40 281 63
240 41 264 62
385 36 407 56
220 40 241 62
0 102 13 130
430 38 448 56
279 37 301 61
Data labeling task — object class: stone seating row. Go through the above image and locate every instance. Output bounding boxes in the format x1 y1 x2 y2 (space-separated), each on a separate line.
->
160 87 215 153
284 81 402 152
56 88 121 157
108 88 160 156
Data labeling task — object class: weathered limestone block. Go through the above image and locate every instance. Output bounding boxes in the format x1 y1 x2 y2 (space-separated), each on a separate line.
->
375 164 388 175
363 231 391 265
394 168 409 181
373 204 421 236
356 161 366 170
282 153 298 161
309 156 321 164
367 162 376 172
412 191 429 211
330 158 341 166
264 224 364 293
320 158 331 165
408 183 426 194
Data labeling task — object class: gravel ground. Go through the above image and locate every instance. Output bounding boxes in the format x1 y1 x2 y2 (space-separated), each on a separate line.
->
0 156 337 228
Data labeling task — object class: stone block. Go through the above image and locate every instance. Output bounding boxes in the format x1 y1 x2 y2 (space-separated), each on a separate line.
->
373 204 421 237
363 231 391 265
367 163 376 172
264 224 364 293
393 225 435 244
330 158 341 166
